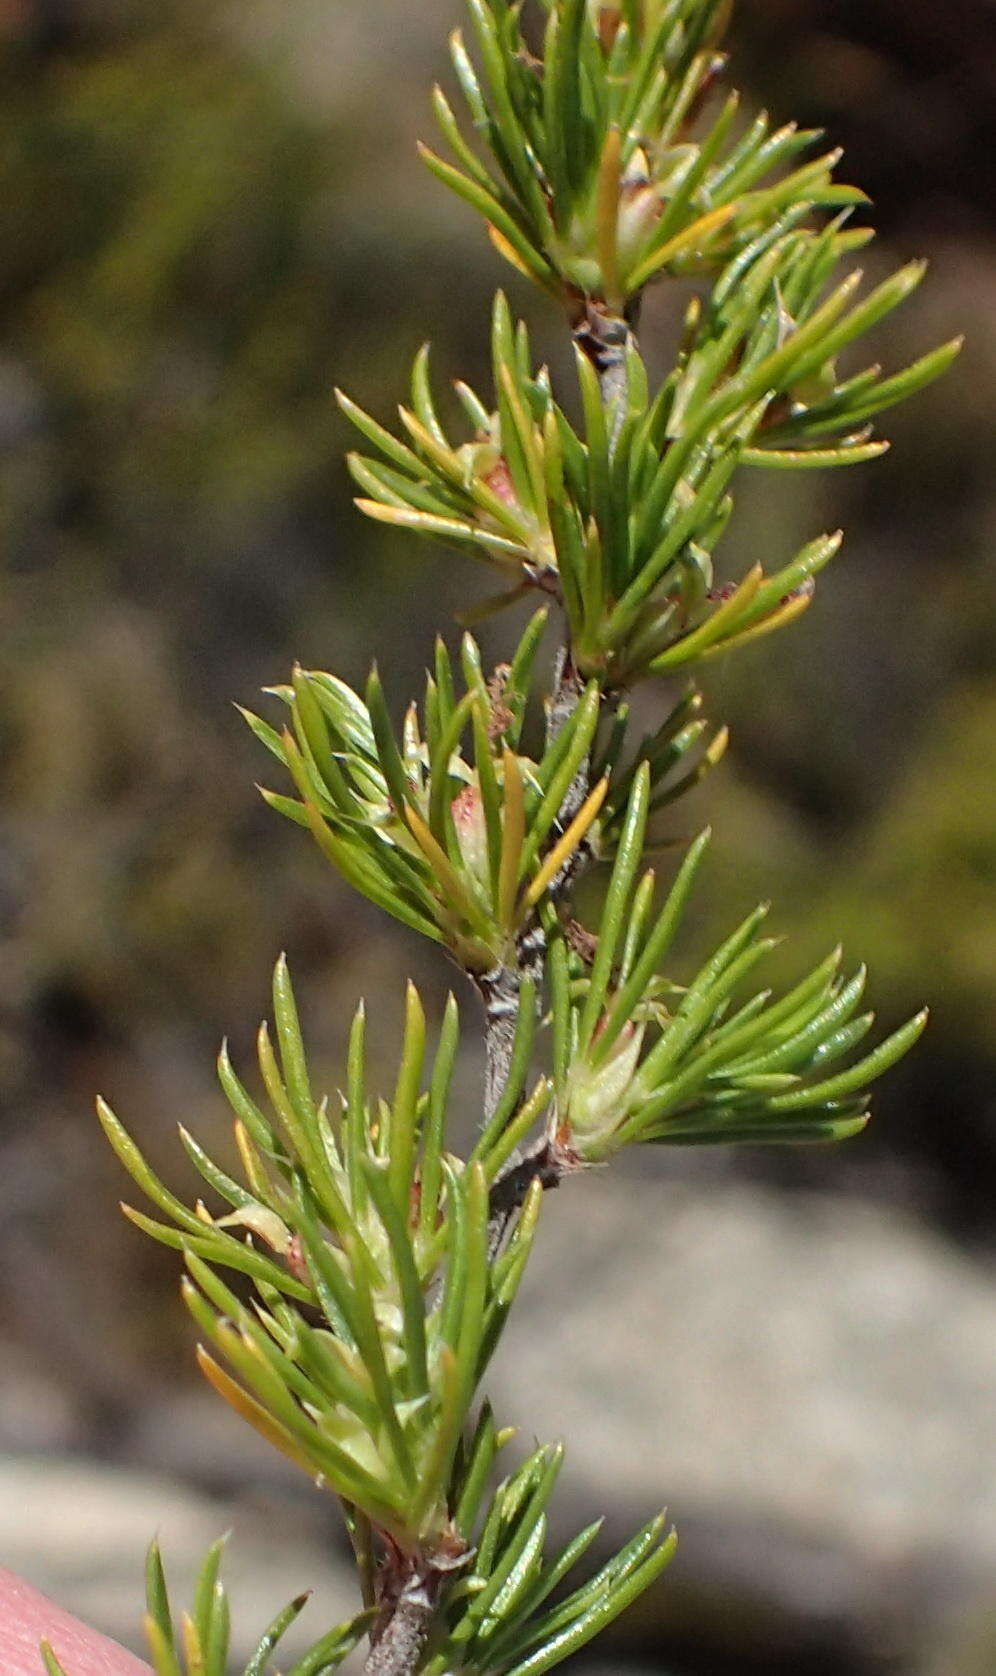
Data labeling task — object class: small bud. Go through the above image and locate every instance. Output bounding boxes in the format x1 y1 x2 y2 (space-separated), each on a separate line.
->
564 1021 645 1151
483 456 520 509
451 781 489 887
286 1233 312 1285
617 182 663 273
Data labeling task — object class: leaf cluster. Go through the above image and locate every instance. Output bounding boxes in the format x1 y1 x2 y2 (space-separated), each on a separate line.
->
99 960 546 1552
423 0 862 308
424 1422 675 1675
342 281 957 684
546 766 928 1158
95 958 687 1676
243 616 723 968
98 792 929 1660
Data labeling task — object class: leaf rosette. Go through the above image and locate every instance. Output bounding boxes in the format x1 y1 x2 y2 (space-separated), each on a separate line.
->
342 275 957 686
547 766 927 1159
424 0 867 309
244 616 723 970
98 961 548 1555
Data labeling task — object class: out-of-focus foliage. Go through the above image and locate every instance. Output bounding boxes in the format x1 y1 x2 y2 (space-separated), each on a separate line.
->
0 6 348 562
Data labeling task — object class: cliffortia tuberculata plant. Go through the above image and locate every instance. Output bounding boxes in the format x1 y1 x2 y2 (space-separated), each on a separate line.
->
43 2 959 1673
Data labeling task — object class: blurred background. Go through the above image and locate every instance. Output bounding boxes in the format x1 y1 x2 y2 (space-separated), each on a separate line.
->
0 1 994 1672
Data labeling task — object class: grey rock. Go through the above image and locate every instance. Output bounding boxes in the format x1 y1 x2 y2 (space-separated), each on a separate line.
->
0 1455 357 1664
488 1172 996 1669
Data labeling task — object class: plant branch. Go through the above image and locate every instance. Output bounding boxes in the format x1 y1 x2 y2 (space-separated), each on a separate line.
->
487 1134 582 1257
477 963 522 1125
573 298 642 446
363 1562 442 1676
470 292 635 1210
546 644 590 839
470 645 587 1141
490 1133 571 1207
546 642 586 749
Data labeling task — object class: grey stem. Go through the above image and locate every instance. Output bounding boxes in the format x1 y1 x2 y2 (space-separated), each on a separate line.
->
546 644 588 824
363 1566 441 1676
574 300 641 449
543 641 614 904
595 325 631 444
479 302 636 1144
546 642 586 747
471 309 632 1207
478 963 521 1125
486 1135 575 1257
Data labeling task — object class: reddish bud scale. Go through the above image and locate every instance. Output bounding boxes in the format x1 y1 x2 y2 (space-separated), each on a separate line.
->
451 783 489 886
483 457 520 509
